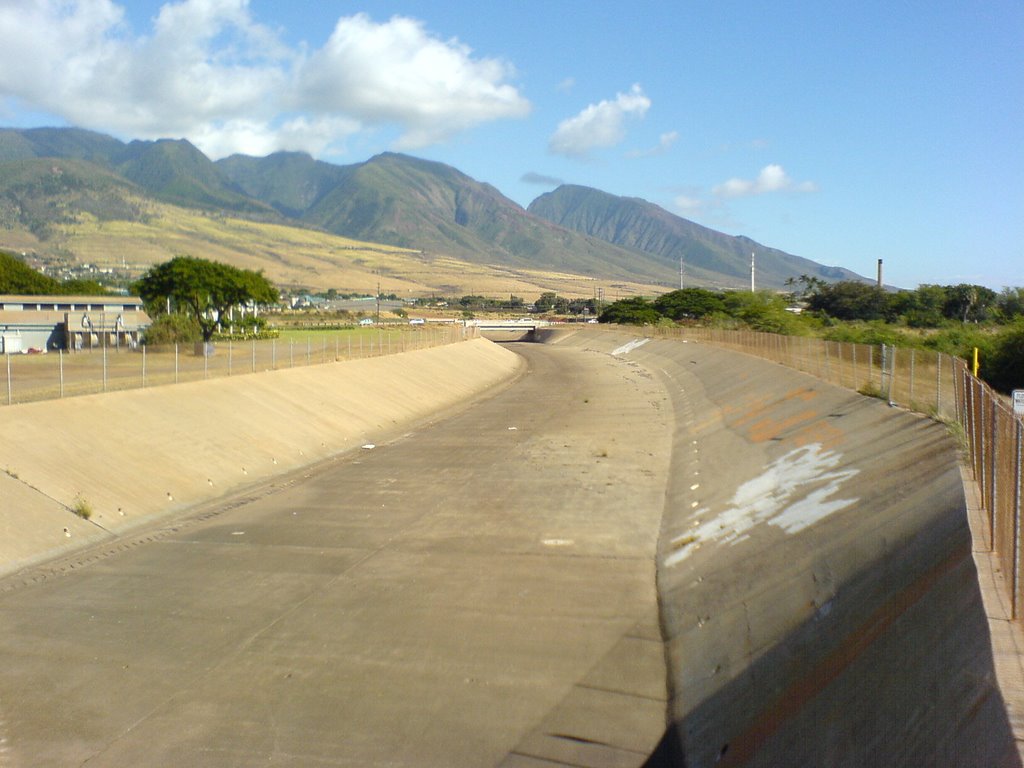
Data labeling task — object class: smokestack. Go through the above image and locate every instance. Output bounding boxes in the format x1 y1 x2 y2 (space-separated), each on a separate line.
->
877 259 883 288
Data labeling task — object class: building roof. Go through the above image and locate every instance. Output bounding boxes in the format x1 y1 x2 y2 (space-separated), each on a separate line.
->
0 294 144 305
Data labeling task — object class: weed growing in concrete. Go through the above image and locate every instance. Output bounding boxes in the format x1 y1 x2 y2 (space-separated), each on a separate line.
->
939 417 969 456
857 381 886 400
72 495 93 520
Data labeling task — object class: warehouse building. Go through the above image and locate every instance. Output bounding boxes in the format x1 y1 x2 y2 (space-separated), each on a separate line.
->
0 295 151 354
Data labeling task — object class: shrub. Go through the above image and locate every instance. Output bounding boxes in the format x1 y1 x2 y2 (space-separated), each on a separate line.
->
71 495 93 520
142 313 202 344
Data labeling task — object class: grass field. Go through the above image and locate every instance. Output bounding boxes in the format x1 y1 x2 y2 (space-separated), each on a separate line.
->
4 199 664 301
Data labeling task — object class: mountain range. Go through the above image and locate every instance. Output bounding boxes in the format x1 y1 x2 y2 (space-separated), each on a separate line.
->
0 126 866 292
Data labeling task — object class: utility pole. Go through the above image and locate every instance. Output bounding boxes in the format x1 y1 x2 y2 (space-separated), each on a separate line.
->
750 252 756 292
679 255 684 290
375 273 381 324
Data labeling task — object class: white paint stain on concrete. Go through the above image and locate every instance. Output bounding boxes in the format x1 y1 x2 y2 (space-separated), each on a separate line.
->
665 443 859 567
611 338 650 356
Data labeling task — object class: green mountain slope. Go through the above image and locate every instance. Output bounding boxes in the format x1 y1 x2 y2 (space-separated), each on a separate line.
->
0 156 151 239
0 127 866 291
294 152 669 282
528 184 865 289
217 151 347 219
113 139 276 215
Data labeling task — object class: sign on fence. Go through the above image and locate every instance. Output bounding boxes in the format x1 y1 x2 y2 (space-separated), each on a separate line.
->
1013 389 1024 418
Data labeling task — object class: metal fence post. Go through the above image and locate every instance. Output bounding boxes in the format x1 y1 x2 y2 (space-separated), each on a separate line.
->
908 348 915 406
1013 420 1022 620
888 345 896 406
990 395 999 547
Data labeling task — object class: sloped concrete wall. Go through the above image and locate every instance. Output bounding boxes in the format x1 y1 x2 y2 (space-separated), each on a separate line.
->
548 328 1017 767
0 338 522 577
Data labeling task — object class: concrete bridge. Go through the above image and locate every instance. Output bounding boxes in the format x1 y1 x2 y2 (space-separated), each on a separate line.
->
465 317 550 342
0 328 1018 766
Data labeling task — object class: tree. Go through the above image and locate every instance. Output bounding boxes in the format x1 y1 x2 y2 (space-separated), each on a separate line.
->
805 280 890 321
534 292 558 313
598 297 659 325
995 287 1024 322
654 288 725 320
0 251 108 295
721 290 801 333
984 320 1024 393
784 274 826 304
890 284 948 327
943 283 996 323
135 256 278 343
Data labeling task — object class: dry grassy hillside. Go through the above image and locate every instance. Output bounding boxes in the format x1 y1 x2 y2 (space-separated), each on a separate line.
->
2 198 662 300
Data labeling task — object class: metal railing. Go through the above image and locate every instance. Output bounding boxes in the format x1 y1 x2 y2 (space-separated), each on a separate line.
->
650 325 1023 619
2 325 476 406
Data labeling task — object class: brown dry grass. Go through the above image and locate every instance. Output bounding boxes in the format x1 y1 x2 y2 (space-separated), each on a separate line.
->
3 202 664 300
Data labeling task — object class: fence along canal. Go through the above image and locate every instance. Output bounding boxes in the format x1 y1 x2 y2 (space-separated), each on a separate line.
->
1 325 475 406
4 322 1022 622
652 325 1024 622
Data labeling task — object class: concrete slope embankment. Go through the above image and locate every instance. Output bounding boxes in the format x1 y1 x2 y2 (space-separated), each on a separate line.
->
0 338 521 578
540 328 1017 767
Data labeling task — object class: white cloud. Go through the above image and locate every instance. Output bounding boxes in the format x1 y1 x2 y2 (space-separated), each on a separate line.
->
548 84 650 159
0 2 529 157
713 164 818 197
296 13 529 149
673 194 704 216
627 130 679 158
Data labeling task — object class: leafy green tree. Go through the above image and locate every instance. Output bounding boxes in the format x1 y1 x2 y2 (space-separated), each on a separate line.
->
566 298 597 315
980 320 1024 393
995 287 1024 322
0 251 109 295
598 297 659 325
135 256 278 343
721 290 801 333
806 280 889 321
141 312 202 345
784 274 826 304
0 251 56 293
889 284 948 327
534 292 558 312
943 283 996 323
654 288 726 320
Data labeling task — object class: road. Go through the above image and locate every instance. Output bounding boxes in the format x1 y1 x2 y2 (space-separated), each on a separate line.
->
0 341 672 767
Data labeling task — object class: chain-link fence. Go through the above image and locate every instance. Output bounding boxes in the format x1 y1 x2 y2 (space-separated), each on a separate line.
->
2 324 476 406
650 325 1023 620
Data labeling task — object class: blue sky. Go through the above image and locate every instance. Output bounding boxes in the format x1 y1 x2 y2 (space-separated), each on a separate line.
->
1 1 1020 290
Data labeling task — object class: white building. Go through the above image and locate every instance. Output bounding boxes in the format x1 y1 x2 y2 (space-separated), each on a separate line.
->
0 295 151 354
